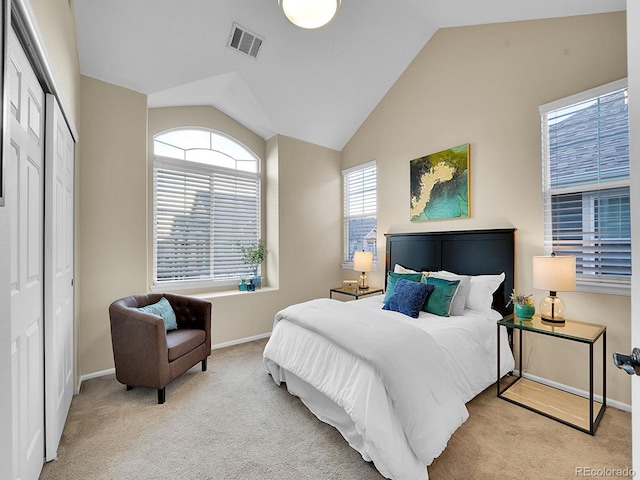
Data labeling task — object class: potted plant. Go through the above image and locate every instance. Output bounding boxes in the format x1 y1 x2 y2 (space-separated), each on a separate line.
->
507 289 535 319
241 241 267 289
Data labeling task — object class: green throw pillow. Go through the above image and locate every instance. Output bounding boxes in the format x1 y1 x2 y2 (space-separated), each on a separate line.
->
136 297 178 331
422 277 460 316
383 272 423 303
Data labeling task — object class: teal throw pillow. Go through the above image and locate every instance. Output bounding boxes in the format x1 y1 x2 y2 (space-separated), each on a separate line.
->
383 272 423 303
136 297 178 331
422 277 460 316
383 279 435 318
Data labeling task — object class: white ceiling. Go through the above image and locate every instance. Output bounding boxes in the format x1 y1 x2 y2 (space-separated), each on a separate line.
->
74 0 625 151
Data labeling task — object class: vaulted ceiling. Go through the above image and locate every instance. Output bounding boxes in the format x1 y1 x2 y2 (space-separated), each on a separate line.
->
74 0 625 151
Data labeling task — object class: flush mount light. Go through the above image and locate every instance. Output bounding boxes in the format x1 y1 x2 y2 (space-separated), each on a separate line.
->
279 0 340 29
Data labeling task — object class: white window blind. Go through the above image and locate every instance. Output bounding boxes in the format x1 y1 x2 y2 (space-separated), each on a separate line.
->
153 129 260 287
540 79 630 294
155 164 213 282
343 161 377 265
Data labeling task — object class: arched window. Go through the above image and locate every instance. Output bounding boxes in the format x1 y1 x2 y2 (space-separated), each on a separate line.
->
153 128 261 287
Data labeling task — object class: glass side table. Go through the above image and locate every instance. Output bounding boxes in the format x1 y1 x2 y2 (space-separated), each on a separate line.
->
329 286 383 300
497 313 606 435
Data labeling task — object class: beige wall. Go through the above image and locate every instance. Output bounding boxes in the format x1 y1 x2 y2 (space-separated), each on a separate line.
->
77 76 149 375
30 0 81 126
343 13 631 405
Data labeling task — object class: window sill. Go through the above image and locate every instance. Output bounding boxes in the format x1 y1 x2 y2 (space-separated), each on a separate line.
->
151 277 256 293
342 262 379 271
576 282 631 296
575 273 631 296
189 286 278 300
154 287 278 300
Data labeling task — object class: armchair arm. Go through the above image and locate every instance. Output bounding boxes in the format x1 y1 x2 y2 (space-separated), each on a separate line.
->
108 300 171 388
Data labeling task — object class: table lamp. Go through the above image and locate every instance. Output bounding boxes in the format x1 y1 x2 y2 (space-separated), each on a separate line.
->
532 254 576 324
353 251 373 290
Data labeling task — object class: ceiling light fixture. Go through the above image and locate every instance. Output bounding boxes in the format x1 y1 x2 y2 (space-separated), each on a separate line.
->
279 0 340 29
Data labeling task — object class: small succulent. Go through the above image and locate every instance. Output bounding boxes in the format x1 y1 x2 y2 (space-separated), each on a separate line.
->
507 289 535 307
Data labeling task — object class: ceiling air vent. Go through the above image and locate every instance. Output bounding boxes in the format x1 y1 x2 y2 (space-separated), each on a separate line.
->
228 23 264 59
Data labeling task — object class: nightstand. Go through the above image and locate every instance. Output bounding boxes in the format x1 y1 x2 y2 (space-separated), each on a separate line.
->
329 286 383 300
497 314 606 435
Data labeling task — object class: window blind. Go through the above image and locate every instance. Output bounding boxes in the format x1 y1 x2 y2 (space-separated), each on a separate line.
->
343 161 377 264
540 79 630 294
154 157 260 283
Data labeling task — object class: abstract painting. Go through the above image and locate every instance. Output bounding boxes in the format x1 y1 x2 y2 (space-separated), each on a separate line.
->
410 143 470 221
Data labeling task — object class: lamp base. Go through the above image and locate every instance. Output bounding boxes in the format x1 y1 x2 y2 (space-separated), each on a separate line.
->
541 316 566 325
358 272 369 290
539 293 566 325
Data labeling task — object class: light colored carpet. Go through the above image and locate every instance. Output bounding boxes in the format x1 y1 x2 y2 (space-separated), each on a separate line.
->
40 339 631 480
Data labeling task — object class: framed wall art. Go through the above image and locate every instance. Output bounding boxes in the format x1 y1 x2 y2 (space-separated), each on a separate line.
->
410 143 470 222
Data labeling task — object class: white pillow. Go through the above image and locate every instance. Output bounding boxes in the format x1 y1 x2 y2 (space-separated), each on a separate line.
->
430 271 471 316
466 273 505 314
394 264 418 274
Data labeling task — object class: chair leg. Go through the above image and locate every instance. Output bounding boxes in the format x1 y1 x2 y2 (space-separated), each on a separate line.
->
202 358 207 371
126 385 134 391
157 388 166 404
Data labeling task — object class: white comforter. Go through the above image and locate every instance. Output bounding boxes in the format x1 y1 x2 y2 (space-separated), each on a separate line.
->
263 295 515 480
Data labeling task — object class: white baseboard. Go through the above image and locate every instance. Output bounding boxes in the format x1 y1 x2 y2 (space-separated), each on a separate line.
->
212 332 271 350
75 332 272 394
76 368 115 394
517 371 631 412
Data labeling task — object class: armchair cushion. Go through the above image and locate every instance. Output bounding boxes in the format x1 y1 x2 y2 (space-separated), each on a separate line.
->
167 329 206 362
134 296 178 331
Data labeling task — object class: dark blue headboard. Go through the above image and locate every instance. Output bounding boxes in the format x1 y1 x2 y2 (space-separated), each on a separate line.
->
384 229 516 316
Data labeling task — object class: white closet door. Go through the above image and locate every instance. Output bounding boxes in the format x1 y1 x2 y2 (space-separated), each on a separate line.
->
44 93 74 461
8 27 46 480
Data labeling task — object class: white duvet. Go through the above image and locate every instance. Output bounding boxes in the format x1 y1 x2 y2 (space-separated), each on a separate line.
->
263 295 515 480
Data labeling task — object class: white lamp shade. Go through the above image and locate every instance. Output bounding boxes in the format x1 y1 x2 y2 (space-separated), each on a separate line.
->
279 0 340 29
532 255 576 292
353 251 373 272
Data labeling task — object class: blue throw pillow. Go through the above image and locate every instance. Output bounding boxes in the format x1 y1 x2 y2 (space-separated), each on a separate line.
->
422 276 460 316
383 272 423 303
136 297 178 331
383 279 435 318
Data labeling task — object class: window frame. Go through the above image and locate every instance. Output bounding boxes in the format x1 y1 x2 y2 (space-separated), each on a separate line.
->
342 161 377 270
151 128 261 291
539 78 630 295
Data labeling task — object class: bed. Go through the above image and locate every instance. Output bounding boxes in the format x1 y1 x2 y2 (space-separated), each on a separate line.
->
263 229 516 480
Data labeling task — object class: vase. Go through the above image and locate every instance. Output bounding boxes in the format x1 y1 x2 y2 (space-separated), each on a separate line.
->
515 303 535 319
251 267 261 289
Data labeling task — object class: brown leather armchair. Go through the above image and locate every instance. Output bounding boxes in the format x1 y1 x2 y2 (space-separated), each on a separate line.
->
108 293 211 404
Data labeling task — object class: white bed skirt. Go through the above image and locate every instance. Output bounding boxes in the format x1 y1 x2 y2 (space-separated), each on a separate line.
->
264 360 427 480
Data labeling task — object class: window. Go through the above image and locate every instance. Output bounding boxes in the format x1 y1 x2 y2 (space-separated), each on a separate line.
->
343 161 377 266
153 128 261 288
540 79 630 294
